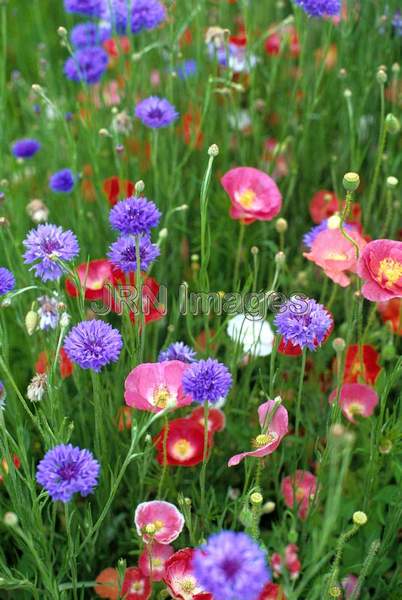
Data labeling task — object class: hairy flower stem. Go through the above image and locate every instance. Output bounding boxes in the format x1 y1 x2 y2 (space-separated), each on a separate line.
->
157 414 169 498
200 401 210 521
339 190 359 259
324 523 360 597
233 222 245 290
349 540 381 600
366 80 386 226
295 349 307 437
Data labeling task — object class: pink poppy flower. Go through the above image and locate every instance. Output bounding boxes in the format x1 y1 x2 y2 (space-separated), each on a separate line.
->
188 406 226 433
329 383 379 424
138 542 174 581
342 574 358 599
121 567 151 600
281 470 317 520
221 167 282 224
357 239 402 301
125 361 192 413
134 500 185 544
228 398 288 467
163 548 213 600
270 545 301 581
304 228 366 287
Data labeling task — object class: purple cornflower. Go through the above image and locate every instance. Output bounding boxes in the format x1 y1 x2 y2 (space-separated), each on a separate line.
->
12 138 41 159
36 444 100 503
109 197 161 235
135 96 179 129
182 358 232 404
49 169 75 193
64 0 106 17
64 47 109 85
274 296 333 351
193 531 271 600
70 22 111 48
108 235 160 273
0 267 16 295
176 59 197 80
158 342 197 363
23 224 79 282
130 0 166 34
293 0 341 17
64 319 123 372
392 11 402 36
37 296 60 330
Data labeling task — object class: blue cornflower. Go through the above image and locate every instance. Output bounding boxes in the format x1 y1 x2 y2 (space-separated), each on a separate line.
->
182 358 232 404
274 296 333 351
12 138 41 159
64 319 123 372
193 531 271 600
176 59 197 80
70 22 111 48
0 267 15 296
135 96 179 129
108 235 160 273
158 342 197 363
130 0 166 34
23 224 80 282
36 444 100 503
49 169 75 193
37 296 60 330
392 11 402 36
64 0 106 17
293 0 341 17
109 197 161 235
64 47 109 84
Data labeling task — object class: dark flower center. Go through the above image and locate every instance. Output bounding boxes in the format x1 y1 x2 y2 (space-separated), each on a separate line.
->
57 461 79 481
148 108 163 120
221 557 241 579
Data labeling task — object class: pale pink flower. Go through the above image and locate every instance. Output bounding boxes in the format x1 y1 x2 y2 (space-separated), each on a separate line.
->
304 227 366 287
124 361 192 413
357 239 402 302
221 166 282 224
228 398 288 467
134 501 185 545
281 470 317 520
138 542 174 581
329 383 379 424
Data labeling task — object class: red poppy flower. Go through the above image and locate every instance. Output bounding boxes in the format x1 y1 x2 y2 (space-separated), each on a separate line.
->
107 270 165 324
103 176 135 206
259 583 287 600
182 110 204 149
116 406 135 431
309 190 340 224
95 568 119 599
103 37 131 58
163 548 213 600
35 349 74 380
343 344 381 385
377 299 402 335
153 418 212 467
188 406 226 433
65 259 115 300
121 567 151 600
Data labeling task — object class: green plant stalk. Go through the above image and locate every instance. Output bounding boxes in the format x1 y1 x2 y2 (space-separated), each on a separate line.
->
295 349 307 437
199 400 210 520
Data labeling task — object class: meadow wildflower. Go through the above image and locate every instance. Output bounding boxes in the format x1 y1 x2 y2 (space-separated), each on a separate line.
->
37 295 60 330
329 383 379 423
65 259 115 300
193 531 271 600
49 168 75 193
182 358 232 404
64 47 109 84
274 297 333 351
23 223 79 281
258 582 287 599
109 196 161 235
376 298 402 335
36 444 100 502
26 198 49 223
64 319 123 371
124 361 192 413
134 500 184 544
108 235 160 272
154 417 212 467
226 313 274 356
357 239 402 301
11 138 41 158
158 341 197 363
189 406 226 433
130 0 167 34
138 541 174 581
27 373 48 402
121 567 151 600
228 398 288 466
281 470 317 519
0 267 15 295
135 96 179 128
163 548 213 600
343 344 381 384
70 22 111 48
221 166 282 223
294 0 341 18
64 0 106 17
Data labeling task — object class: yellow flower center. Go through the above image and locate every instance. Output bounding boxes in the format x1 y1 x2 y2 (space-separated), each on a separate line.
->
347 402 363 416
252 433 276 448
130 581 144 594
152 385 171 408
181 577 196 593
172 438 192 460
153 519 164 531
295 487 305 502
377 258 402 288
91 280 103 290
325 251 348 261
237 188 256 208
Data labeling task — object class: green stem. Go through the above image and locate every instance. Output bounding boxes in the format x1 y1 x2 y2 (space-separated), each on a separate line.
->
200 401 210 519
295 349 307 436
